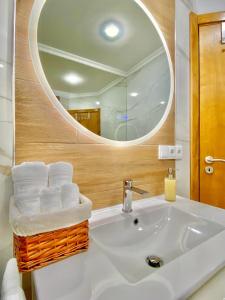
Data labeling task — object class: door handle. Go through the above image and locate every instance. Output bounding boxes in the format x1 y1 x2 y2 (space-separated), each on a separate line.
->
205 156 225 164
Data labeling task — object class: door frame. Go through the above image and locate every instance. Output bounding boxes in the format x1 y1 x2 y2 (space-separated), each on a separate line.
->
190 11 225 200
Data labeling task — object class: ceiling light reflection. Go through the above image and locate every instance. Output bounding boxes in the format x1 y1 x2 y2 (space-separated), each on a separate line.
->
63 73 84 85
104 23 120 38
130 92 139 97
100 20 123 41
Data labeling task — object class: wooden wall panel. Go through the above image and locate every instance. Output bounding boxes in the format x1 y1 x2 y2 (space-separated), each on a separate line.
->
15 0 175 209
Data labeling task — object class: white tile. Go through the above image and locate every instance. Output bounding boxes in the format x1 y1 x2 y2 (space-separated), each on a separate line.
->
0 172 13 283
175 0 191 201
0 0 14 63
175 50 190 142
0 152 12 169
0 141 12 169
175 0 191 142
176 0 191 58
176 140 190 198
0 62 13 99
0 97 12 122
0 174 12 245
0 122 13 161
0 0 14 285
0 173 13 246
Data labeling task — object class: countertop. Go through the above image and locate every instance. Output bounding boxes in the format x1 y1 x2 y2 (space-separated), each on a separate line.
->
189 266 225 299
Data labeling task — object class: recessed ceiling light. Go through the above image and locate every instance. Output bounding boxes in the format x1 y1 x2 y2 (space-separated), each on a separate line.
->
96 101 100 106
160 101 166 105
0 63 4 68
130 92 139 97
100 20 123 41
63 73 84 85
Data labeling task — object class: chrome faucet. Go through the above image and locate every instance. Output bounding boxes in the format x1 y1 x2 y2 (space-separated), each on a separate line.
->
123 179 149 213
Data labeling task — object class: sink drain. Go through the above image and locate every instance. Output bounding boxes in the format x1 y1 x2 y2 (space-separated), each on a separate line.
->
146 255 163 268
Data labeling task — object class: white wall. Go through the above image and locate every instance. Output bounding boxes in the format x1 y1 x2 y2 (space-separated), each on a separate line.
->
175 0 193 198
69 96 99 110
0 0 14 286
192 0 225 14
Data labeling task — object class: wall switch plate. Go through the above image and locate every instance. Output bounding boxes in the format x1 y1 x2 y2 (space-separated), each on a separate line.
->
158 145 183 160
158 145 176 159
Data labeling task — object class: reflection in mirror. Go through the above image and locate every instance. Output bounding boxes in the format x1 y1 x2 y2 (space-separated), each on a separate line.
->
38 0 171 141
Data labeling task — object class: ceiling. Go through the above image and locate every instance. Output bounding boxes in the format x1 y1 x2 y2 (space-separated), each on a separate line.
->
38 0 164 97
39 52 120 94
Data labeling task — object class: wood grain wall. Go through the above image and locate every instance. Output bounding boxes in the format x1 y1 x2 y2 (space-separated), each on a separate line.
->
15 0 175 209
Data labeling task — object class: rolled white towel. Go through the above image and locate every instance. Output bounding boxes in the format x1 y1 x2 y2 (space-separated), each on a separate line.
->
61 183 80 209
48 162 73 187
12 162 48 194
12 162 47 179
40 187 61 213
1 258 26 300
13 180 45 196
15 190 40 216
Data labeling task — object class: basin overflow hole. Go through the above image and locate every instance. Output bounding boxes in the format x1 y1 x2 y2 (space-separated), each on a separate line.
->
133 218 139 225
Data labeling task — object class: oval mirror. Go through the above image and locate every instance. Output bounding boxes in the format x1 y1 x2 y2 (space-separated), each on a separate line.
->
35 0 173 142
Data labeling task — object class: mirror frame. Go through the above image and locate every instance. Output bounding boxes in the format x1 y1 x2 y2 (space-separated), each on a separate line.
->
29 0 174 146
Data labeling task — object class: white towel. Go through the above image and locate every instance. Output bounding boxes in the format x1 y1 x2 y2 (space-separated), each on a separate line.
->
14 189 40 216
40 187 61 213
61 183 80 209
1 258 26 300
12 162 48 194
48 162 73 187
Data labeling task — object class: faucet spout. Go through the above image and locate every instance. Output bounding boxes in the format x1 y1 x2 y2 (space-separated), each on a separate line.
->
131 186 149 195
122 179 149 213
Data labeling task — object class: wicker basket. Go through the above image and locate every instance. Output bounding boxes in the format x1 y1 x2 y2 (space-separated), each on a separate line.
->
14 220 89 273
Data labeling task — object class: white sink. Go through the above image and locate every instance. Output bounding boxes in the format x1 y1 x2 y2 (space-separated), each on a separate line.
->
91 205 224 282
33 197 225 300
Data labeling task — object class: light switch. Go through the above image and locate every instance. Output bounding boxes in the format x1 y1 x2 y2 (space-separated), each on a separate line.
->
158 145 183 160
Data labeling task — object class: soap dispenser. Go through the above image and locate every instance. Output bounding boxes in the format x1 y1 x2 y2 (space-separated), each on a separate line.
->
165 168 176 202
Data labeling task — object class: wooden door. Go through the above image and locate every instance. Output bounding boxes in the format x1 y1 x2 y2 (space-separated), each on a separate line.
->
199 22 225 208
68 109 101 135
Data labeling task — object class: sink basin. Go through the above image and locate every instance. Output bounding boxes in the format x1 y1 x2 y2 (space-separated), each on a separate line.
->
33 197 225 300
91 205 224 283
